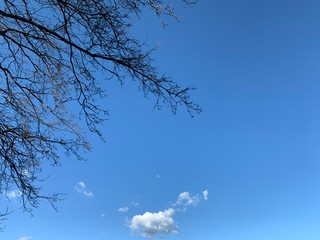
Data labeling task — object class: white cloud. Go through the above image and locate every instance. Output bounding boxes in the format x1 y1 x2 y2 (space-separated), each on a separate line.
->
19 236 32 240
118 206 129 213
126 190 208 238
203 190 209 200
129 208 178 238
174 191 200 210
6 190 22 200
74 181 94 198
22 168 30 176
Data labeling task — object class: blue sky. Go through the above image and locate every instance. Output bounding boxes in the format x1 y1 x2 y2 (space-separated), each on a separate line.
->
2 0 320 239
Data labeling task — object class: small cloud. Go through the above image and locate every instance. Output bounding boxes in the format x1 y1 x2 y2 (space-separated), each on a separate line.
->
6 190 22 201
129 208 178 238
118 207 129 213
22 168 31 176
156 174 160 179
203 190 209 200
74 181 94 198
19 236 32 240
131 201 139 207
101 213 106 218
100 227 106 234
174 191 200 211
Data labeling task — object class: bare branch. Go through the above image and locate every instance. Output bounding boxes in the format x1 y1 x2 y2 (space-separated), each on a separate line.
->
0 0 200 218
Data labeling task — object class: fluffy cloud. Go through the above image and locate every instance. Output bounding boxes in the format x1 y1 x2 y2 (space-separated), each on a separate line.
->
118 206 129 213
74 181 94 198
203 190 209 200
127 190 209 238
18 236 32 240
6 190 22 200
129 208 178 238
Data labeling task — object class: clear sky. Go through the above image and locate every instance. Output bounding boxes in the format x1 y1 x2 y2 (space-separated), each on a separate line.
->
1 0 320 239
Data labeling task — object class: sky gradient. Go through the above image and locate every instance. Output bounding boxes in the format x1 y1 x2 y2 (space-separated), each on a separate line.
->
1 0 320 239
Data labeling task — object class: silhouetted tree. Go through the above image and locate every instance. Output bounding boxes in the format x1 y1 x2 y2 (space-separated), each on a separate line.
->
0 0 200 217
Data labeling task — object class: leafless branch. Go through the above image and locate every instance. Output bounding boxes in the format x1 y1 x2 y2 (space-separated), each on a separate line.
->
0 0 200 217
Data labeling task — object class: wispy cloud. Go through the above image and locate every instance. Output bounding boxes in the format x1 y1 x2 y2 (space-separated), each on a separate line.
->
203 190 209 200
74 181 94 198
6 190 22 201
173 191 200 211
118 206 129 213
129 208 178 238
131 201 139 207
18 236 32 240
